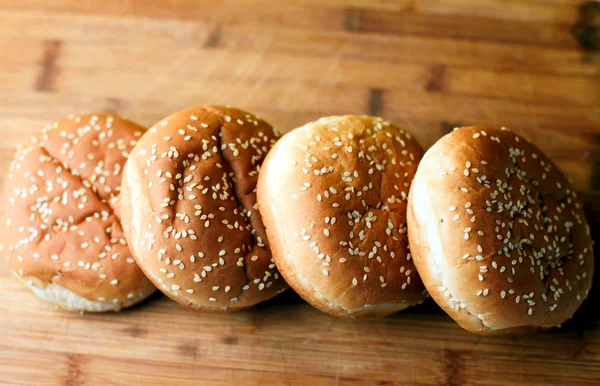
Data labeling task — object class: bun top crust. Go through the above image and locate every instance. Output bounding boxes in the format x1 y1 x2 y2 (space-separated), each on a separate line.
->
257 116 427 318
408 126 594 333
0 114 156 308
121 106 287 310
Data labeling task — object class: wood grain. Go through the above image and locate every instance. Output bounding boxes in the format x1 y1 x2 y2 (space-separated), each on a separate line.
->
416 0 582 24
0 0 599 385
1 265 600 386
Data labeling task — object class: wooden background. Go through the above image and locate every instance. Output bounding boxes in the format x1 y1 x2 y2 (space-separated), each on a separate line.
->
0 0 599 385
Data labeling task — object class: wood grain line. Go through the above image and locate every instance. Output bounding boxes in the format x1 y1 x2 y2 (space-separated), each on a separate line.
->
0 7 583 50
222 335 239 345
121 325 148 338
367 88 384 116
0 12 596 77
343 8 361 32
65 353 84 386
3 38 597 106
104 97 124 114
416 0 580 25
178 343 198 362
204 24 222 48
425 64 447 93
442 349 464 386
356 10 581 49
34 39 61 92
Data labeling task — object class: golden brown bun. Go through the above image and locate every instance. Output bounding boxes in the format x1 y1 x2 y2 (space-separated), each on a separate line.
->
257 116 428 319
408 126 594 334
0 114 157 312
121 106 287 311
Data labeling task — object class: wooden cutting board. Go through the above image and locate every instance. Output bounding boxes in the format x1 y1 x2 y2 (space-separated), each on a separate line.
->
0 1 599 385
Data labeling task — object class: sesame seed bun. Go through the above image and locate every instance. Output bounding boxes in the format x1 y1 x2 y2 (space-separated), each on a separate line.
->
0 114 157 312
120 106 288 311
408 126 594 334
257 116 428 319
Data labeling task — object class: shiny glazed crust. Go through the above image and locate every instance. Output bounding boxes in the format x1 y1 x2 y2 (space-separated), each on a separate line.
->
121 106 287 311
258 115 427 319
0 114 156 312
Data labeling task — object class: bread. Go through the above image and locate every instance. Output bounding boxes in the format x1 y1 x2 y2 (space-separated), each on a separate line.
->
120 105 288 311
0 114 157 312
408 126 594 334
257 115 428 319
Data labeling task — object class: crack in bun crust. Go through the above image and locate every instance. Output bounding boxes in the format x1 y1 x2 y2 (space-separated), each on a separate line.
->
408 126 594 334
121 106 287 311
0 113 157 312
258 115 428 319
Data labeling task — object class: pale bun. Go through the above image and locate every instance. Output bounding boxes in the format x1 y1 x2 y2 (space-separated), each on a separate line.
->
258 115 428 319
408 126 594 334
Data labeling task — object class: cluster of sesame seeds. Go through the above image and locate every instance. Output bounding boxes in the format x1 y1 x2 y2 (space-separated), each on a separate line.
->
282 116 425 307
1 114 151 306
437 127 593 324
130 107 284 308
